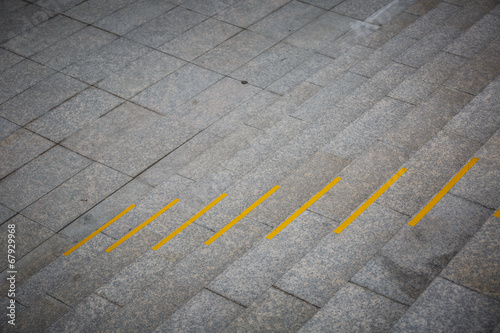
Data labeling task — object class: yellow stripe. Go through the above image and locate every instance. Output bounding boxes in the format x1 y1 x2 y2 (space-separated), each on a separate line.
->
494 209 500 218
334 167 408 234
106 199 179 252
409 157 479 227
205 185 280 245
64 204 135 256
266 177 341 240
152 193 227 250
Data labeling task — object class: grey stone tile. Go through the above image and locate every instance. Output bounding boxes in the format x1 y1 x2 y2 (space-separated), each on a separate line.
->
159 18 241 62
378 131 481 216
230 42 312 88
178 124 262 181
0 72 87 126
0 215 53 270
310 142 410 222
0 4 56 44
361 11 419 49
33 0 86 12
389 278 500 332
62 102 199 176
400 2 460 39
319 21 379 59
0 48 23 73
132 64 222 114
266 53 334 95
215 0 289 28
125 6 206 48
206 89 279 137
284 11 357 52
93 0 175 35
194 30 275 75
0 146 91 212
208 211 336 306
223 287 318 333
350 35 417 77
4 295 69 333
0 129 53 180
298 283 407 333
384 86 473 152
60 179 153 243
27 87 123 142
352 195 492 305
45 294 119 333
248 1 325 40
322 97 413 160
395 25 462 68
299 0 343 9
0 118 18 141
446 2 493 30
446 13 500 58
464 76 500 112
153 289 243 333
445 40 500 95
170 0 240 16
65 0 136 24
0 59 55 105
3 15 85 57
276 204 407 307
96 50 185 99
21 163 130 231
404 0 440 16
0 205 15 225
388 77 438 105
332 0 394 20
62 38 151 85
410 51 467 84
31 26 116 70
174 77 262 129
249 151 350 227
0 0 27 14
0 298 25 328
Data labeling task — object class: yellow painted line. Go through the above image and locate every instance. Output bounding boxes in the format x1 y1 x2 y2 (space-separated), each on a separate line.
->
152 193 227 250
335 167 408 234
205 185 280 245
494 208 500 218
106 199 179 253
64 204 135 256
266 177 342 240
409 157 479 227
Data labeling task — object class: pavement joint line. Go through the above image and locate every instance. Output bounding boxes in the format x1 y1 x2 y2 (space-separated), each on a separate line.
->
63 204 136 256
334 167 408 234
494 208 500 218
408 157 479 227
204 185 281 245
266 177 342 240
152 193 228 250
105 199 179 252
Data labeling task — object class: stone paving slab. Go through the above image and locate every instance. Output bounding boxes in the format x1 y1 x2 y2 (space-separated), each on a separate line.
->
0 118 18 142
215 0 290 28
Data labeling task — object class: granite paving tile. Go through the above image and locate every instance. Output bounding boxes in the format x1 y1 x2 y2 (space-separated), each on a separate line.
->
33 0 86 12
298 283 407 333
0 146 91 212
0 59 55 105
352 195 492 305
96 50 186 99
318 21 378 59
170 0 240 16
0 48 23 73
230 42 312 88
0 72 87 126
0 0 27 15
3 15 85 57
400 2 460 39
194 30 276 75
27 87 123 142
333 0 394 20
446 13 500 58
21 163 130 232
404 0 441 16
93 0 175 36
445 2 492 30
215 0 289 28
0 129 53 180
208 211 336 306
132 64 222 114
248 1 324 40
153 289 244 333
284 11 357 52
0 118 18 141
159 18 241 62
361 11 419 49
62 38 151 85
276 204 408 307
0 205 15 225
0 4 55 44
299 0 343 9
0 298 25 328
31 26 116 70
441 214 500 301
125 6 206 48
65 0 136 23
409 51 467 84
388 278 500 332
223 287 318 333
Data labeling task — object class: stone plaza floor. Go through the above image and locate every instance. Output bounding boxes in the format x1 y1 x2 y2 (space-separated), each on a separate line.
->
1 0 500 331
